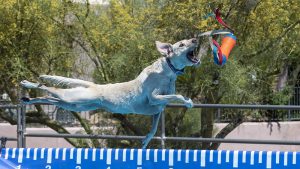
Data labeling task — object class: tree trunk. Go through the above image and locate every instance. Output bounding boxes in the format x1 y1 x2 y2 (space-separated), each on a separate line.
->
71 112 101 148
201 74 219 149
209 114 243 150
200 107 214 149
276 64 288 91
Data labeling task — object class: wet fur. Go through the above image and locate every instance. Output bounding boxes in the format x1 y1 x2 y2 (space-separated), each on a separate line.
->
20 38 200 148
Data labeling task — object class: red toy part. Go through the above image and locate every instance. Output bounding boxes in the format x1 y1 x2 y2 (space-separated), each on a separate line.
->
214 8 234 32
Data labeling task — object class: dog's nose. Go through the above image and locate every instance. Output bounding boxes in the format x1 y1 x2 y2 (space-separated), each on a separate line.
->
191 38 197 43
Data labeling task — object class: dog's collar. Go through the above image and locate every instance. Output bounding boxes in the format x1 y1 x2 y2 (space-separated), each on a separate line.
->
166 58 184 76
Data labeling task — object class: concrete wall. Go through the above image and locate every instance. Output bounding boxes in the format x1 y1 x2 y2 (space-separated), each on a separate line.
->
1 122 300 151
0 123 74 148
216 122 300 151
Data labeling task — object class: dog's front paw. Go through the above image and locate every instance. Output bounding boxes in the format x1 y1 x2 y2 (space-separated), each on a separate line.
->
184 98 193 108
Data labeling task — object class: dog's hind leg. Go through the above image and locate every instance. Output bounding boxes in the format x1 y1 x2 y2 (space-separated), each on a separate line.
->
21 80 67 99
142 112 161 149
21 96 61 105
20 80 42 89
21 96 81 111
21 80 99 104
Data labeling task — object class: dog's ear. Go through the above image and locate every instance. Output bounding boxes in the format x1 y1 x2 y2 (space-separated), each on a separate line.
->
155 41 173 56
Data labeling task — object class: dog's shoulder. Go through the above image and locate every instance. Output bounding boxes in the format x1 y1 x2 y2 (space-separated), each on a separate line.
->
137 57 175 83
148 58 165 72
140 58 170 76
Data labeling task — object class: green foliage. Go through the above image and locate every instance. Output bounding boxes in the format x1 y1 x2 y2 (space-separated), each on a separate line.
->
0 0 77 86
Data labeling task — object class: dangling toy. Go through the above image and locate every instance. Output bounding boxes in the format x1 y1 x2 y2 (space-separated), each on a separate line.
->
212 33 236 65
198 7 237 66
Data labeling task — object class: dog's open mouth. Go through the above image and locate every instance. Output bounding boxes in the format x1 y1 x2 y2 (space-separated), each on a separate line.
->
186 50 199 64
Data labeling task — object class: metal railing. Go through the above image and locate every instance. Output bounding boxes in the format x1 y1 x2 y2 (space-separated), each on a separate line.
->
3 87 300 126
18 103 300 149
0 104 23 148
19 103 300 125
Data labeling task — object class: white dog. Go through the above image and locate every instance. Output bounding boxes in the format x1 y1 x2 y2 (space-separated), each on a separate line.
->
20 38 200 148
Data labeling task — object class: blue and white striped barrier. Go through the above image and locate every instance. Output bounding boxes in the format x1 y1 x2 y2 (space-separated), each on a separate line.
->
0 148 299 169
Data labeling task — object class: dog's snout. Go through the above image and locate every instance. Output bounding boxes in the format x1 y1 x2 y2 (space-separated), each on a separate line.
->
191 38 197 43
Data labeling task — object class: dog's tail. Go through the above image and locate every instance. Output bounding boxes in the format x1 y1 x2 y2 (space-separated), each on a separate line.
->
39 75 94 88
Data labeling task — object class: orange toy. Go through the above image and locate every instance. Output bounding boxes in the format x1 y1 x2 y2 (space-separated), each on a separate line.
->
212 33 236 65
220 34 236 60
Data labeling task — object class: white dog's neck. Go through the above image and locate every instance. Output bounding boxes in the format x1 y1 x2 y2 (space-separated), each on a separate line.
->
168 56 187 70
165 57 184 76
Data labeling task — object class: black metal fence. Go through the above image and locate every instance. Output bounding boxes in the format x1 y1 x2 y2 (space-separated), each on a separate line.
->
2 86 300 125
26 86 300 123
2 90 300 148
2 103 300 148
18 104 300 148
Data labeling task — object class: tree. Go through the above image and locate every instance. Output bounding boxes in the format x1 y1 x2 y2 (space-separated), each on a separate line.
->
0 0 92 147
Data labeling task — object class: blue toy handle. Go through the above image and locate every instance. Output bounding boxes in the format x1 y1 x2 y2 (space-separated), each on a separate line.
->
213 46 227 66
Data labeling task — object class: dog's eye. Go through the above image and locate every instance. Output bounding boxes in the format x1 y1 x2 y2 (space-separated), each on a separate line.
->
179 43 185 47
